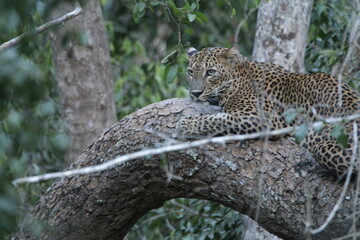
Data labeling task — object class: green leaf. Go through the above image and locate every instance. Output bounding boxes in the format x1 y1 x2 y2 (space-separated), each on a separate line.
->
188 13 196 22
190 2 197 11
161 50 178 64
231 8 236 18
137 2 146 12
167 1 181 17
50 133 69 151
0 134 11 155
195 11 208 24
184 27 194 36
132 5 140 23
331 124 349 148
35 101 55 117
254 0 261 7
181 3 190 12
0 197 17 214
331 124 344 138
167 64 178 82
295 124 309 143
150 0 160 6
313 122 324 132
132 3 146 23
319 49 336 57
337 134 349 148
5 110 22 128
283 108 298 124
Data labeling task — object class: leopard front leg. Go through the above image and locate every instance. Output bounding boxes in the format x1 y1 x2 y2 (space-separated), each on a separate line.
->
176 112 265 137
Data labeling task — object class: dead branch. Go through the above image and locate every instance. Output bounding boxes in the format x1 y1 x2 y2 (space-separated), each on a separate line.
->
0 5 82 51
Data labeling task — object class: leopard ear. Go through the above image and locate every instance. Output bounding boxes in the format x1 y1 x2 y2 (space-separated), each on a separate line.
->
223 46 239 58
186 47 198 58
222 46 240 64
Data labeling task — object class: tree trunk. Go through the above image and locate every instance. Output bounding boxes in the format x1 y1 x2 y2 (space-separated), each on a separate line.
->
244 1 314 238
11 98 357 240
50 1 116 166
252 0 313 72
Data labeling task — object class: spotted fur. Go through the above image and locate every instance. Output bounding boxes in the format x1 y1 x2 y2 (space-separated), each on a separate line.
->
177 47 360 177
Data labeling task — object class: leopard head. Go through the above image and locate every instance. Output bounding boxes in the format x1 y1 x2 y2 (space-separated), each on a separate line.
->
186 47 243 103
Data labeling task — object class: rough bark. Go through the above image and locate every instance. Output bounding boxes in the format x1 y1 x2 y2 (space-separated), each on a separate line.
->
11 98 358 240
242 215 282 240
252 0 313 72
50 1 116 166
246 1 314 238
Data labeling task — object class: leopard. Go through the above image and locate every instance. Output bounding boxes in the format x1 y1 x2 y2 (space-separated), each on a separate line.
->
176 46 360 178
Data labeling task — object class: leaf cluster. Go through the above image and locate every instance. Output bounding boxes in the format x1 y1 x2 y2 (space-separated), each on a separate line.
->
0 1 77 237
128 199 243 240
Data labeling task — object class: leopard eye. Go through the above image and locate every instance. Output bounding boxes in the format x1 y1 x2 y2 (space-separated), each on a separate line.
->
187 69 194 76
206 69 216 76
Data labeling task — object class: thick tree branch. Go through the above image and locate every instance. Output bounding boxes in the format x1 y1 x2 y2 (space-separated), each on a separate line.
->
11 98 358 240
0 5 82 51
12 112 360 185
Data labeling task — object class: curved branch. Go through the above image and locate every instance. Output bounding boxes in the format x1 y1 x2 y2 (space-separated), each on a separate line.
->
11 98 357 240
0 5 82 51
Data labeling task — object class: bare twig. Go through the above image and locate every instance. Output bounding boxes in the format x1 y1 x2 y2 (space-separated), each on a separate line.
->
334 232 360 240
0 4 83 51
332 12 360 108
309 122 358 235
233 7 258 45
351 148 360 239
12 112 360 186
304 169 312 239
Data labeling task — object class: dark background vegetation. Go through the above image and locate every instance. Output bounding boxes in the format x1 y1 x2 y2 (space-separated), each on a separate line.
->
0 0 357 239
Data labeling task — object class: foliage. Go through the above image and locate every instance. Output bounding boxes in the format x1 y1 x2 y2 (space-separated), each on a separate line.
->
112 37 187 118
0 1 74 238
304 0 356 146
128 199 243 240
104 0 260 124
0 0 358 239
0 47 66 238
306 0 357 83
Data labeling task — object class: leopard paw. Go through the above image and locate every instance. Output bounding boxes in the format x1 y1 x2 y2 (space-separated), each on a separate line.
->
176 116 195 136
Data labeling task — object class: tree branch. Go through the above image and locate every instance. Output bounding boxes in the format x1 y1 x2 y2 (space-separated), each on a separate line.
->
11 98 358 240
12 110 360 185
233 7 258 45
0 5 82 51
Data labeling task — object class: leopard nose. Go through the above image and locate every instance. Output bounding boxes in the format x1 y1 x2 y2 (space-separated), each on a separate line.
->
191 91 203 98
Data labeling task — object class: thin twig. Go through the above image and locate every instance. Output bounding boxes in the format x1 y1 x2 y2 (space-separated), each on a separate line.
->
12 112 360 186
352 154 360 239
0 4 83 51
334 12 360 108
334 232 360 240
254 70 269 223
234 7 258 45
304 169 312 240
309 122 358 235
